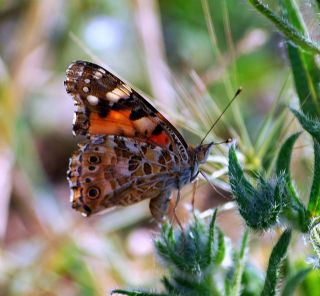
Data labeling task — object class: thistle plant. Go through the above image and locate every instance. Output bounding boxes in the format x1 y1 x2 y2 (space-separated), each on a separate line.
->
112 212 299 296
112 212 256 296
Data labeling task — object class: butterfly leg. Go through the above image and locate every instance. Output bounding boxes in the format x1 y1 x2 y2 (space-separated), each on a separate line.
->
173 189 184 232
191 178 198 217
149 191 171 222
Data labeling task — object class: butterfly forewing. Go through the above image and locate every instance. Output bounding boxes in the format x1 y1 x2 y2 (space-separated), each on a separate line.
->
65 61 189 161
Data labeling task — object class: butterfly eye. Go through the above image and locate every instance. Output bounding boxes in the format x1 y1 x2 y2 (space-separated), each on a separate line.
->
87 186 100 199
88 155 101 164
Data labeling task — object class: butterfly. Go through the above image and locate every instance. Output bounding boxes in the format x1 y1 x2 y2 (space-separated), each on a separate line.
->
65 61 214 221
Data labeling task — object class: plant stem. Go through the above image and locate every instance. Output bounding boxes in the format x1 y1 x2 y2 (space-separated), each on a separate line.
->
248 0 320 54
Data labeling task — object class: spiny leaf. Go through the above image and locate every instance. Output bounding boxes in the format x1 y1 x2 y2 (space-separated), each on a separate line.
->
261 229 292 296
228 144 256 206
280 0 320 116
290 108 320 219
213 228 225 265
276 132 308 232
291 108 320 142
287 44 320 116
248 0 320 54
155 223 191 273
204 209 217 267
308 139 320 217
276 132 301 179
155 213 225 280
229 230 249 296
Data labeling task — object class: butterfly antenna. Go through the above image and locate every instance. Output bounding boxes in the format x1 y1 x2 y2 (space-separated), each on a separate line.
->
199 87 242 145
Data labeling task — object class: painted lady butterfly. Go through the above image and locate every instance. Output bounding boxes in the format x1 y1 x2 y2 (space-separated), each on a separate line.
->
65 61 214 221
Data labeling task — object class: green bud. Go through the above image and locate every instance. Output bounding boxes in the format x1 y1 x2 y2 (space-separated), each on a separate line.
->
229 145 286 230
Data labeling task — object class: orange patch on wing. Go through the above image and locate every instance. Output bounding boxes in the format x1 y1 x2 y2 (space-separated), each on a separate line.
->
150 131 170 147
89 110 136 136
88 110 172 149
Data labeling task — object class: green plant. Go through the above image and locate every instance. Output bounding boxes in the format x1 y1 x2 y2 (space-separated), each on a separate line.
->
112 213 299 296
112 212 258 296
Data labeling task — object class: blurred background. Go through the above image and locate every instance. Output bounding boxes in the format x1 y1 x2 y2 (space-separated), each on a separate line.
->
0 0 318 295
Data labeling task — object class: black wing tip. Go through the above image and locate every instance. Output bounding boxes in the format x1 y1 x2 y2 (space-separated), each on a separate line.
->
67 60 106 71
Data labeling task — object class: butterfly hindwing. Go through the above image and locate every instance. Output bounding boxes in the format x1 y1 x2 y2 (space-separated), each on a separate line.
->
67 135 182 220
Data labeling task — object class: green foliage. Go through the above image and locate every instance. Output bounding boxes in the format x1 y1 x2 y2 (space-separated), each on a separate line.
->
276 132 308 232
112 217 305 296
154 212 224 283
290 109 320 218
298 263 320 295
228 145 286 230
248 0 320 116
279 0 320 117
291 108 320 142
276 132 301 180
240 264 264 296
229 105 320 234
225 230 249 296
112 212 262 296
281 267 311 296
309 140 320 216
248 0 320 55
261 229 292 296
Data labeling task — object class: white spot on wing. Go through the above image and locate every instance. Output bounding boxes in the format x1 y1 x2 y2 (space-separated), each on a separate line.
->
106 91 121 102
83 86 89 93
87 95 99 105
135 117 155 134
72 113 77 125
112 87 129 98
69 189 74 202
94 71 103 79
99 68 106 74
84 79 90 84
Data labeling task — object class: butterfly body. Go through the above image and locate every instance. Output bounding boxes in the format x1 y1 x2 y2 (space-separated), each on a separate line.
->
65 61 213 221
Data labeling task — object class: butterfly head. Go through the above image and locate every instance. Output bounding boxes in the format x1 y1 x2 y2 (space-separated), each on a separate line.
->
194 142 214 164
189 142 214 181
